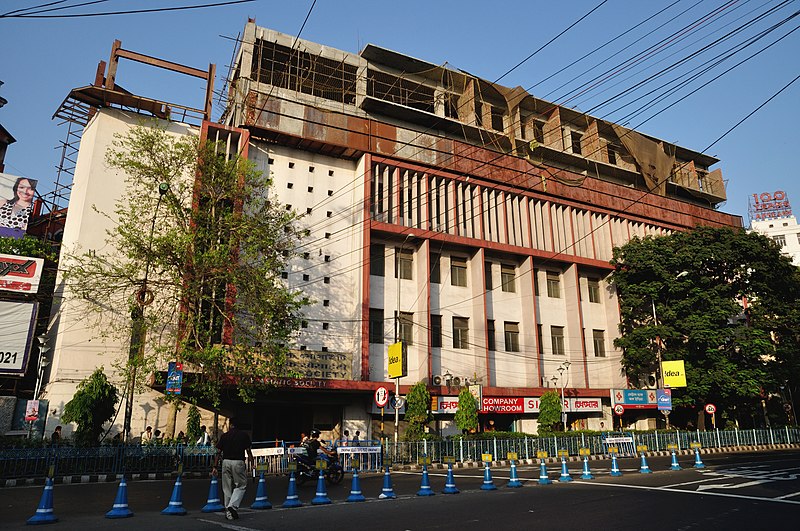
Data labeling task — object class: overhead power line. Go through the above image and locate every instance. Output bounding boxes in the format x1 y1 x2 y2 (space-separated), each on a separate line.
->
0 0 255 18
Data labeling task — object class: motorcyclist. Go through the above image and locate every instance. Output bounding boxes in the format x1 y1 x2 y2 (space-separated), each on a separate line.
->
301 429 334 463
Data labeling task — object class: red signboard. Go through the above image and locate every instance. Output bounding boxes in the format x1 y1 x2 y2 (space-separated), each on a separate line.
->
481 397 524 413
0 254 44 294
750 190 792 221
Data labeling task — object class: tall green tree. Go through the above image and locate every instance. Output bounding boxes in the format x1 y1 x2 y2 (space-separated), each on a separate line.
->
611 226 800 427
454 387 478 433
537 390 561 435
62 368 119 446
63 124 307 406
404 381 432 440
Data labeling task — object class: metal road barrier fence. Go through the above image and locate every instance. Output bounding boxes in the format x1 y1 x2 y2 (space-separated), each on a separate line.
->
2 428 799 480
0 444 217 480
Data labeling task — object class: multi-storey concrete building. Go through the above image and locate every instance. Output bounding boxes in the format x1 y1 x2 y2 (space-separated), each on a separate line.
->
748 191 800 265
42 21 741 442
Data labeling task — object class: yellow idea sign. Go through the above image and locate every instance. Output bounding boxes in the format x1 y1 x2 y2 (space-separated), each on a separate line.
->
662 360 687 388
387 341 407 379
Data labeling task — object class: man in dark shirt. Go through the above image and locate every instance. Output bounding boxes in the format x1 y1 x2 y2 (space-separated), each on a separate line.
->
212 418 253 521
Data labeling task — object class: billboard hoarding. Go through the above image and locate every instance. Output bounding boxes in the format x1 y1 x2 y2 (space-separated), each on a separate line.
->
0 254 45 294
0 173 39 239
0 301 38 376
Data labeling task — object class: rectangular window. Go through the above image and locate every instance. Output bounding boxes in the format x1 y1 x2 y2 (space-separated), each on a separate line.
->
504 322 520 352
533 268 540 296
537 324 544 357
431 314 442 348
451 257 467 287
398 312 414 345
485 261 493 290
395 248 413 280
607 144 617 165
501 264 516 293
773 235 787 247
430 253 441 284
571 132 582 155
797 233 800 245
593 329 606 358
453 317 469 349
370 244 385 277
547 271 561 298
551 326 565 356
487 319 496 351
369 308 384 344
588 278 601 303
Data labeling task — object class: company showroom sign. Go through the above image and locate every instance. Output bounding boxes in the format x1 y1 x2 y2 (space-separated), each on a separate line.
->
430 396 603 414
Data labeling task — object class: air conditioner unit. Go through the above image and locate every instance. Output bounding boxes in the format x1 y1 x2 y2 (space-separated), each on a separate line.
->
641 373 658 389
432 374 443 386
451 376 462 387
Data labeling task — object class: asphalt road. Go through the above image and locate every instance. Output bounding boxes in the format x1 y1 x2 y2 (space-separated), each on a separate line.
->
1 450 798 529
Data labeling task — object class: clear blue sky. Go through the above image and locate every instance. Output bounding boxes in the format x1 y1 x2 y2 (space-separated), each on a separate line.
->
1 0 798 224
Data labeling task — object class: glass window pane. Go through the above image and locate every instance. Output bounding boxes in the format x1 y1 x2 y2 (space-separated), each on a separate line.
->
501 265 515 292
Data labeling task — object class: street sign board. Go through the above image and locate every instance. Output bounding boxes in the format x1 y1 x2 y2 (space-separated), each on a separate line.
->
536 450 548 459
656 388 672 411
374 386 389 408
481 453 493 463
391 396 405 410
579 448 591 456
614 404 625 416
705 403 716 414
507 452 518 461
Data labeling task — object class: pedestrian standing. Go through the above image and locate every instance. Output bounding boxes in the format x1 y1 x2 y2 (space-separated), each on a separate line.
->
196 425 211 446
50 426 62 445
342 429 350 446
352 430 360 447
141 426 153 445
212 418 253 521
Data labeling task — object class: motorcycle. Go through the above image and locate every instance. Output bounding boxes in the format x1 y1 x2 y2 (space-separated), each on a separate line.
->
293 445 345 486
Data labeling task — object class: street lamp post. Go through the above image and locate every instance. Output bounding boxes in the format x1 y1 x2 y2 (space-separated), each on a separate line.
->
394 232 414 447
553 361 571 431
651 271 689 389
123 182 169 443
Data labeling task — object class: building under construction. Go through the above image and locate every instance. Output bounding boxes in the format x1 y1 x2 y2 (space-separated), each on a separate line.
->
41 20 741 441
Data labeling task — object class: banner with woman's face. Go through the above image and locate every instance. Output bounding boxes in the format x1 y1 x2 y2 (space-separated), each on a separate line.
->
0 173 38 238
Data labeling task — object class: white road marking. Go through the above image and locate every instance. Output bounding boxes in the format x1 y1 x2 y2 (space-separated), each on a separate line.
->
575 479 800 505
197 518 261 531
775 491 800 500
662 477 722 488
696 480 772 491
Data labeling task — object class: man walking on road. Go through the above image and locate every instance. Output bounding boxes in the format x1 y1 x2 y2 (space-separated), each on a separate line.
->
212 418 254 520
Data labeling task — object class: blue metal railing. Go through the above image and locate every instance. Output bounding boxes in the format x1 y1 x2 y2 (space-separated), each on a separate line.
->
2 427 798 480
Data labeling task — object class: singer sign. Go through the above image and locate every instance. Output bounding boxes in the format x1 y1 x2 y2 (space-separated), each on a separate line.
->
0 254 44 294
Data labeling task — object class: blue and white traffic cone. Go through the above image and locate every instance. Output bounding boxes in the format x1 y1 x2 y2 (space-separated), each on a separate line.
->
670 449 682 471
26 476 58 525
105 475 133 519
311 470 332 505
161 474 187 515
538 459 552 485
610 454 623 477
481 461 497 490
442 463 460 494
282 471 303 508
558 457 573 482
693 448 705 469
639 453 652 474
379 465 397 499
580 456 594 480
201 475 225 512
250 471 272 509
416 465 435 496
507 460 523 488
346 467 366 502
